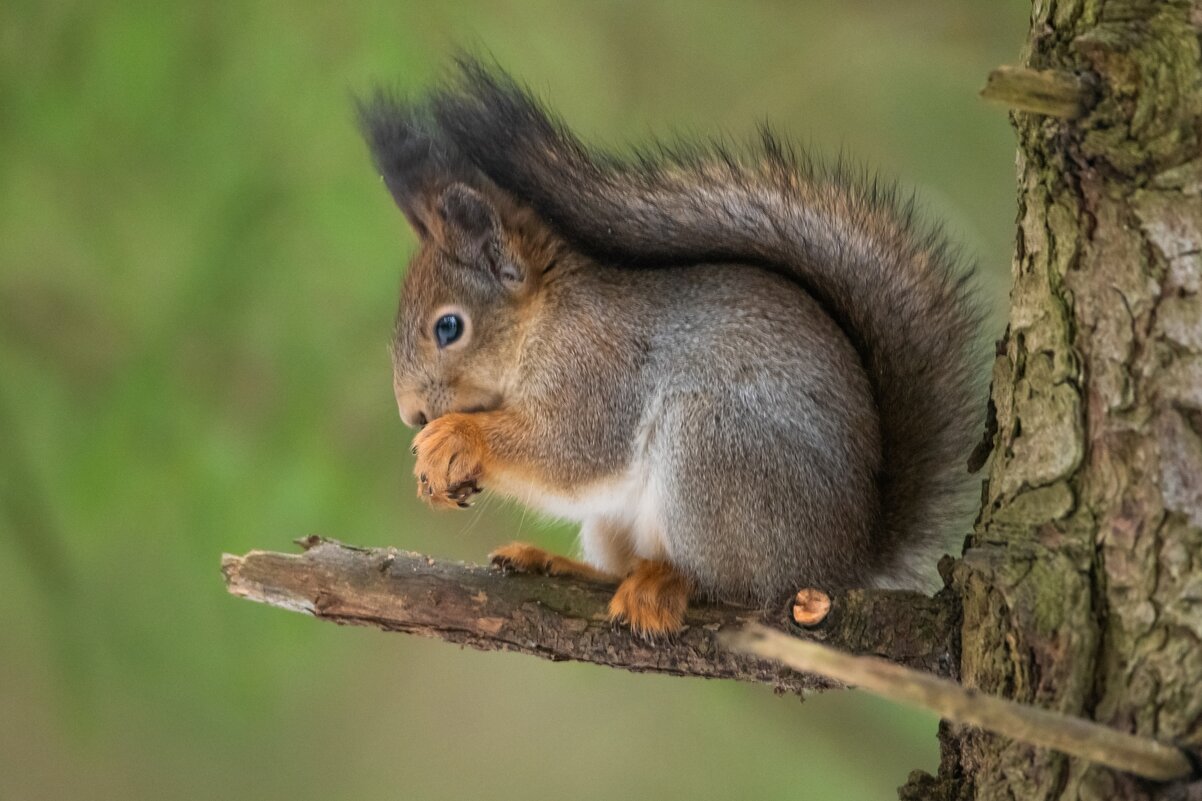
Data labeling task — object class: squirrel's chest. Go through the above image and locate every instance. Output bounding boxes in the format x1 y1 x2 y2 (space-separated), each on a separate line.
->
523 458 667 561
527 465 648 520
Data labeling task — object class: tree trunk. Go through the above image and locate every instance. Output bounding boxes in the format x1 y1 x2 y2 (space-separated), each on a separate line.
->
912 2 1202 799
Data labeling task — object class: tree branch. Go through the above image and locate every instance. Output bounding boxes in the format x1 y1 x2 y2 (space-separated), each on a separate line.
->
220 537 959 694
725 625 1199 783
980 65 1094 119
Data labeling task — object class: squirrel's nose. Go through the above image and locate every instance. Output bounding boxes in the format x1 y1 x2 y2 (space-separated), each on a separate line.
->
397 397 429 429
400 408 428 429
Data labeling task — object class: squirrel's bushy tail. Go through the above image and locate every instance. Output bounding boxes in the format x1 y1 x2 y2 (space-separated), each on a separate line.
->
430 61 985 582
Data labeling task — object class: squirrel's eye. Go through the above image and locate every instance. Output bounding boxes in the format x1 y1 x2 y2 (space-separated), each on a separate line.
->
433 313 463 348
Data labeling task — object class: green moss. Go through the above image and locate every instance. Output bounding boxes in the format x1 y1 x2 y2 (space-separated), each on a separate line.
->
991 481 1075 525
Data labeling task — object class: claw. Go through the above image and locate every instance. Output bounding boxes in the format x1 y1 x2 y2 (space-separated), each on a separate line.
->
446 479 480 503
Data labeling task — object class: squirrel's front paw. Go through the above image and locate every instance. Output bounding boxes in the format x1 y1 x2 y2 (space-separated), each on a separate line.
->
412 413 488 509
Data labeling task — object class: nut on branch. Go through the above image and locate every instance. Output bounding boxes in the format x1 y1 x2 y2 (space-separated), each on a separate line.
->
792 588 832 626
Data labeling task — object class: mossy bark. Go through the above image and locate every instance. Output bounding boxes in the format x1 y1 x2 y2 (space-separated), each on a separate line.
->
910 2 1202 799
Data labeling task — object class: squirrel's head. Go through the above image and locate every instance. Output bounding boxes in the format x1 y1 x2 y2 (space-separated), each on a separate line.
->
360 98 557 428
388 181 547 428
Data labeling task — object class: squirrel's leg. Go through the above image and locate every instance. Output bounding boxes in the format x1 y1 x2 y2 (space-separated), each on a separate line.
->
412 407 597 508
412 408 557 508
607 559 694 638
414 411 622 583
488 516 633 584
489 542 616 583
579 518 638 577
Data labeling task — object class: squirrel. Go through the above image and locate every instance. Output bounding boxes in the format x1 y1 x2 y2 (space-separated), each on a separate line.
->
359 60 984 637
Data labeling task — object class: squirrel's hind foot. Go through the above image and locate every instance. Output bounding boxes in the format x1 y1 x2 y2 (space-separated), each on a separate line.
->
607 560 693 639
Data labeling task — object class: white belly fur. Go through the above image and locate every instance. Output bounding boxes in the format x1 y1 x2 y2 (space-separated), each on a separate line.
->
520 457 667 566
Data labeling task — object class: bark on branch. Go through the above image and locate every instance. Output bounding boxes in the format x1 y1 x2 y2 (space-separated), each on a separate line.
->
220 537 958 694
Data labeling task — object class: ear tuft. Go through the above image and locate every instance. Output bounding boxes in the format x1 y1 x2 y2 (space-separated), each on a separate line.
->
356 91 474 237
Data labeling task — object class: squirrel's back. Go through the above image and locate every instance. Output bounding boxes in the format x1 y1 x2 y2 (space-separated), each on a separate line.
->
427 62 985 587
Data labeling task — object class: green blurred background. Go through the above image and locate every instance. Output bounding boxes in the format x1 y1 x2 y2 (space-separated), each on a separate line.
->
0 2 1025 799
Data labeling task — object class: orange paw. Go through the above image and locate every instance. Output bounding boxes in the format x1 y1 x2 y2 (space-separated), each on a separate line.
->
412 413 489 509
607 561 693 638
490 542 614 583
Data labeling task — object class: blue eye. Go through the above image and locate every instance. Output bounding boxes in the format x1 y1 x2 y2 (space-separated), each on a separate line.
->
434 313 463 348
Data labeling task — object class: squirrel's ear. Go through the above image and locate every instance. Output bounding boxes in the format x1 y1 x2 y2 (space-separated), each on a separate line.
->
437 184 524 285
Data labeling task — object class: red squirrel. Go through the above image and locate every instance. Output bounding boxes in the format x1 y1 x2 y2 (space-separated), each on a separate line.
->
359 61 983 636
